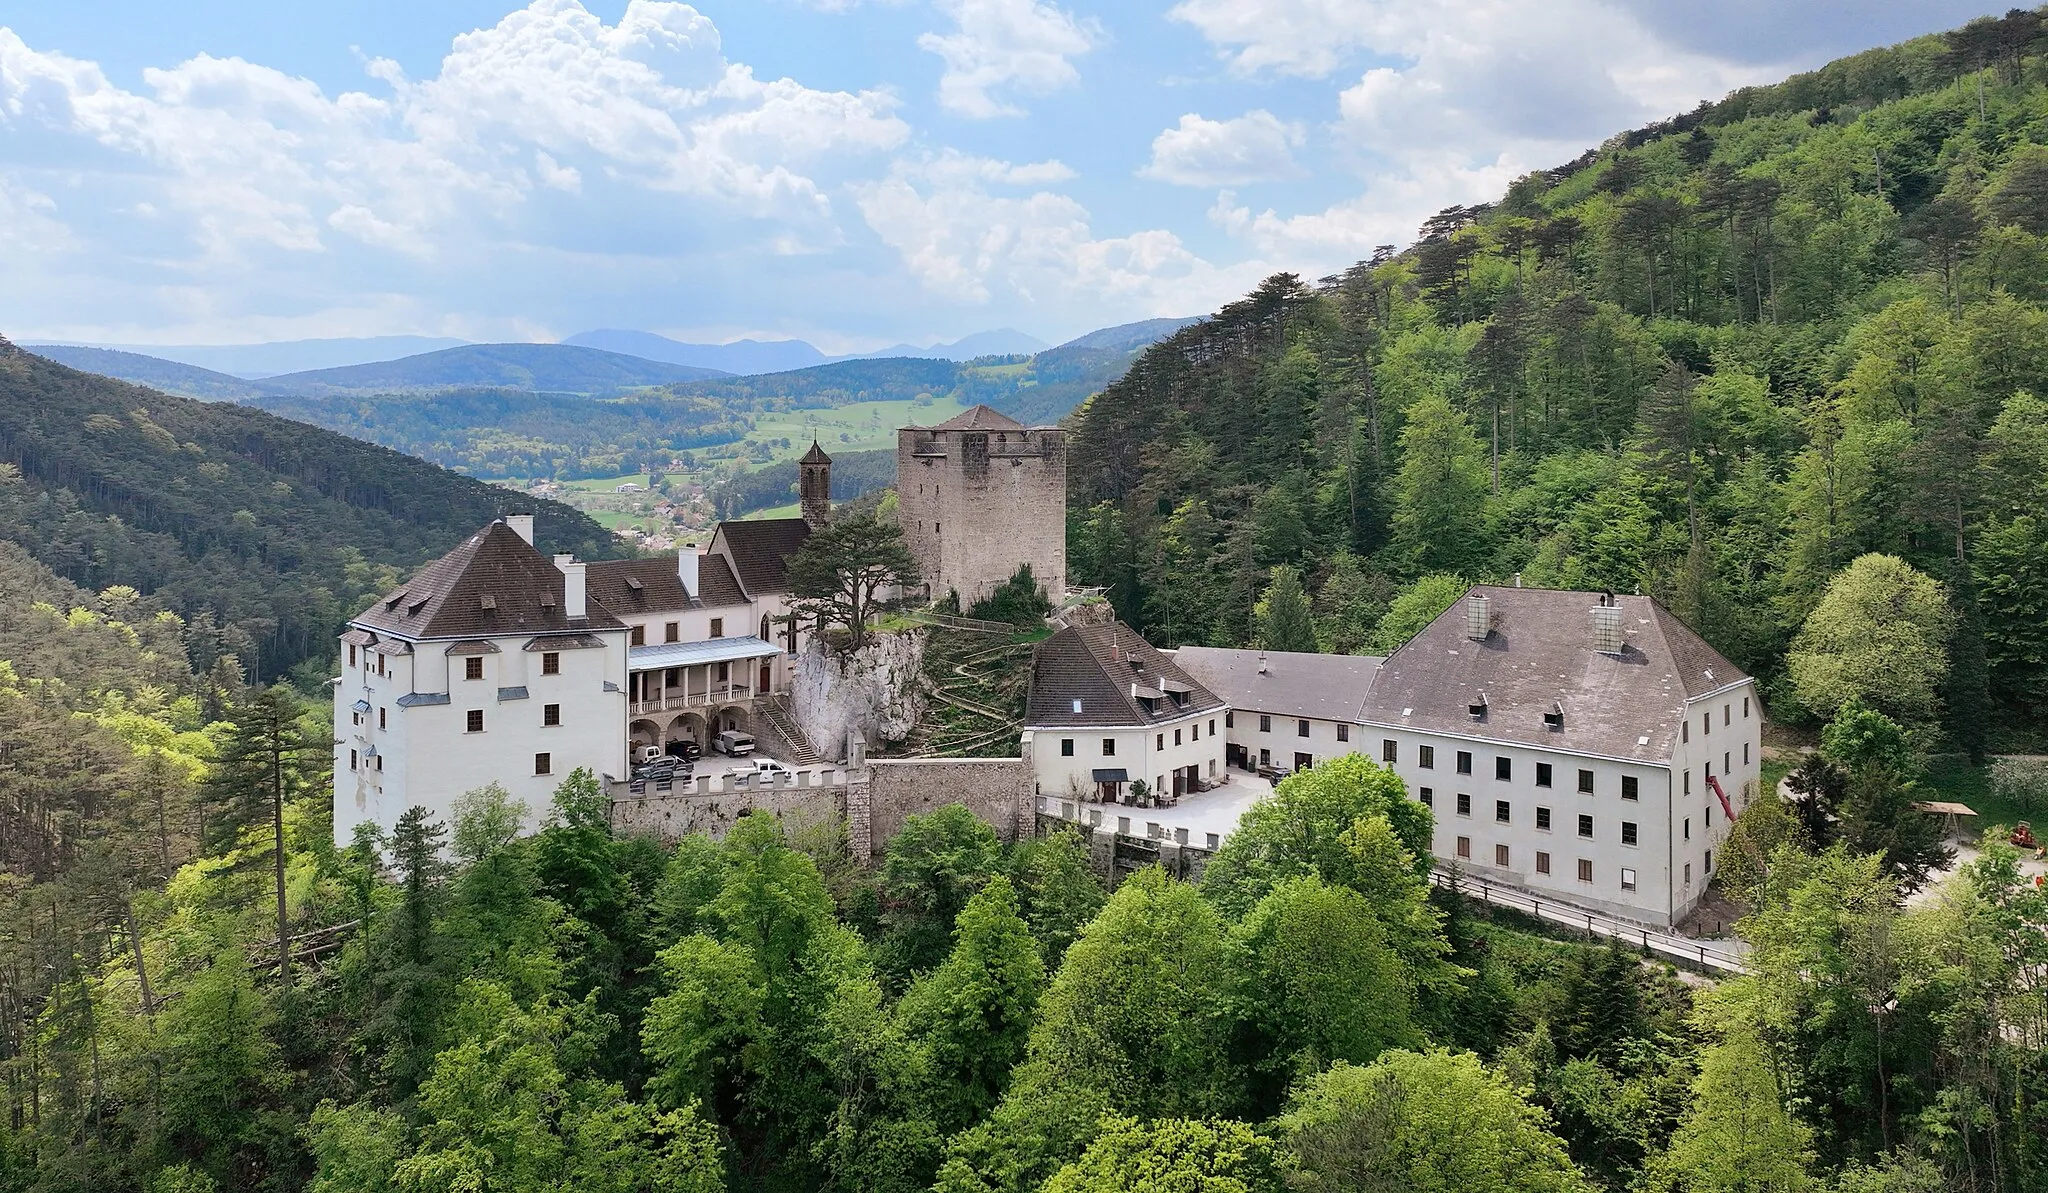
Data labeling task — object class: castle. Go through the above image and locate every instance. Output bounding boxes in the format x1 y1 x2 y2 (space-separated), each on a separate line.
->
333 408 1065 845
897 405 1066 606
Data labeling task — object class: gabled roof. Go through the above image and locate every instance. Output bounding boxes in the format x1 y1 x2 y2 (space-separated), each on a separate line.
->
929 404 1026 432
1027 621 1225 728
1173 646 1381 723
713 518 813 595
586 557 698 617
353 521 623 640
1357 585 1751 762
697 552 749 608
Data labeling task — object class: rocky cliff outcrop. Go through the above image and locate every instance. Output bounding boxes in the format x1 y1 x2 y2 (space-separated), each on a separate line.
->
790 628 927 760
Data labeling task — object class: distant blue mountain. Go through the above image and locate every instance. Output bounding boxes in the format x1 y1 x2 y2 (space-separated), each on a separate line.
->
255 343 730 395
55 335 474 378
844 328 1050 361
562 330 830 374
22 344 268 401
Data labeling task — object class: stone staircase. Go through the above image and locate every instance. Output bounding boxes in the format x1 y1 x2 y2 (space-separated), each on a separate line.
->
758 694 822 765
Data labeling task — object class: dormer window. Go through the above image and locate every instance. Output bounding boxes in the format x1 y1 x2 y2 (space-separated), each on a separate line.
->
1468 694 1489 721
479 595 496 611
1543 703 1564 730
385 590 407 611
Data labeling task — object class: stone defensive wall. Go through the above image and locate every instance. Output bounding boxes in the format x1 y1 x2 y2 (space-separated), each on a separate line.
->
605 756 1033 860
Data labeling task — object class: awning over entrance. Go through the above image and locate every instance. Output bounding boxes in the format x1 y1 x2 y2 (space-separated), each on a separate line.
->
1092 768 1129 783
628 635 779 672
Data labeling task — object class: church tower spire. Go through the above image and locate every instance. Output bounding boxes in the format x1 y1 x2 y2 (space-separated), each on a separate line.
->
799 439 832 528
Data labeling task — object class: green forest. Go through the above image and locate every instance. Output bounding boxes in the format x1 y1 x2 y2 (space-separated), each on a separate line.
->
1067 11 2048 752
4 544 2045 1192
0 342 617 680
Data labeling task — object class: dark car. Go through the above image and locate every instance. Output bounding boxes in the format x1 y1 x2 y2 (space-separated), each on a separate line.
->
666 740 703 762
633 756 688 781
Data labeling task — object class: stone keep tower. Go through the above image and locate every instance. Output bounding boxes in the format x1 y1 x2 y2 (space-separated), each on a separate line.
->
896 405 1066 607
799 440 832 529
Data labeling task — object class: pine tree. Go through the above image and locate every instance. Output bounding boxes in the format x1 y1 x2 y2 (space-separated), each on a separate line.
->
201 685 321 987
1254 566 1317 653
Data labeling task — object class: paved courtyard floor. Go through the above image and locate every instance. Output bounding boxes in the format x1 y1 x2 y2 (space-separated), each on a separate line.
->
1048 768 1276 845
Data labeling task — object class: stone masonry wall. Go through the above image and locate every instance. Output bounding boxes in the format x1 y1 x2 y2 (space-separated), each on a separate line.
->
609 770 848 843
607 756 1031 859
898 427 1067 607
789 628 926 760
865 757 1034 856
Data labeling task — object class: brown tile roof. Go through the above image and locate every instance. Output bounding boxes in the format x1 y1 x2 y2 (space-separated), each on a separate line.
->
586 557 697 617
1172 646 1381 723
929 404 1026 431
802 439 832 464
1357 585 1751 763
714 517 812 594
697 552 748 607
353 521 624 640
1027 621 1225 728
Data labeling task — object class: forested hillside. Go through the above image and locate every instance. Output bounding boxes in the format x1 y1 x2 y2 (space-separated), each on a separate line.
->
251 388 750 479
1069 12 2048 748
0 340 616 679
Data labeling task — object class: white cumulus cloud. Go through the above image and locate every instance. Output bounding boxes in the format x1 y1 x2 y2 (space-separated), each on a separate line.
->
918 0 1100 118
1140 110 1305 187
854 151 1265 313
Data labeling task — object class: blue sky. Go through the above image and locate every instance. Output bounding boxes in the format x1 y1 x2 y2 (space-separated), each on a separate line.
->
0 0 2003 351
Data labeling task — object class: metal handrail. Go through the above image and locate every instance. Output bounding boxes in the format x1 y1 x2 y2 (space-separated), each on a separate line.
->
1431 868 1748 974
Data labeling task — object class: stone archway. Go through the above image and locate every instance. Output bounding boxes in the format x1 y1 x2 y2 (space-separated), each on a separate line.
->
630 718 662 747
714 704 752 735
667 712 707 748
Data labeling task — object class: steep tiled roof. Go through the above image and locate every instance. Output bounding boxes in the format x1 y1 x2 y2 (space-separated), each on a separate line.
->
715 518 813 594
929 404 1026 432
353 521 624 640
586 557 697 617
1027 622 1225 728
1173 646 1381 722
801 439 832 464
697 553 748 608
1357 585 1752 763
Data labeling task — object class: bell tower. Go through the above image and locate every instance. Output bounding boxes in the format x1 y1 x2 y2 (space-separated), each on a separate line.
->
799 440 832 528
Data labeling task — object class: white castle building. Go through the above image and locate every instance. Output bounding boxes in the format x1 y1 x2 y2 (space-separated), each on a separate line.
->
334 446 837 845
1025 587 1761 927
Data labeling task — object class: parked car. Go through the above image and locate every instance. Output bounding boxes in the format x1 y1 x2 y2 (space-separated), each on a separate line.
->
634 744 665 766
714 730 755 756
747 759 793 781
666 740 703 762
633 756 689 781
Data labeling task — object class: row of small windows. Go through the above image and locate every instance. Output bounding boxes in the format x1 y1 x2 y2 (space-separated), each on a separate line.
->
1392 741 1645 799
1681 696 1753 742
631 620 726 647
1245 713 1352 742
461 651 563 679
1429 789 1643 845
1061 719 1221 757
1452 840 1629 889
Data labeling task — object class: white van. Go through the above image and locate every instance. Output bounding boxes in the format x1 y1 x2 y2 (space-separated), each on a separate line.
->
634 744 664 765
714 730 756 756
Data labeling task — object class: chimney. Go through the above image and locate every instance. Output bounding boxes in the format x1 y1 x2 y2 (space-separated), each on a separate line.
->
1465 593 1492 641
555 553 586 619
1590 599 1624 654
677 548 700 596
505 514 535 544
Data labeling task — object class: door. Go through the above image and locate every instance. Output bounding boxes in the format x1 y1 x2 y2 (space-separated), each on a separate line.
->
1226 743 1248 770
1293 752 1313 772
759 662 772 694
